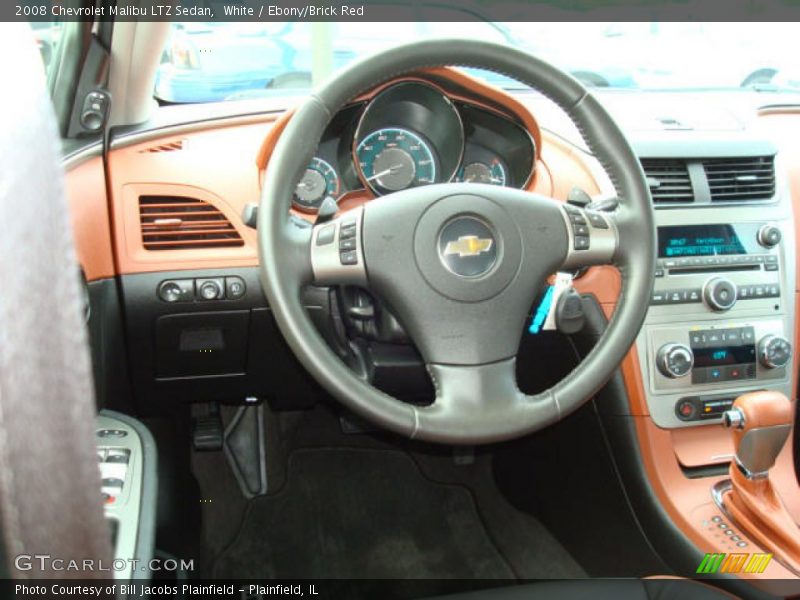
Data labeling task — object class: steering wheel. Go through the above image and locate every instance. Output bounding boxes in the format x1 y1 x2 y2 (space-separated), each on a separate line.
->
258 39 655 444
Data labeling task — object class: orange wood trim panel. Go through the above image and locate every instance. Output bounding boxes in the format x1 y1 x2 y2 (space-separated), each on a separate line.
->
107 119 276 275
65 156 116 281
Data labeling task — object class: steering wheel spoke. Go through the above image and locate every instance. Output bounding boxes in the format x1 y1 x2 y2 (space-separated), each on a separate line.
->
310 207 368 287
558 203 619 271
418 360 560 443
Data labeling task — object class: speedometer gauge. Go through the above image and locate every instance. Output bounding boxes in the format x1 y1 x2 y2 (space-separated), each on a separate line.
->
293 157 340 212
356 128 436 195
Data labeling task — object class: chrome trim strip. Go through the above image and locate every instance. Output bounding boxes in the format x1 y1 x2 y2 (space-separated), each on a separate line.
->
62 143 102 170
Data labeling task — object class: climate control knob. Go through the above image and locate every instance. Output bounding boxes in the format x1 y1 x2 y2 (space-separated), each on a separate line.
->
758 335 792 369
704 277 737 311
656 343 694 378
757 224 782 248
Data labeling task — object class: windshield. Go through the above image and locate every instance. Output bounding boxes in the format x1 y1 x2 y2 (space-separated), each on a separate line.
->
155 21 800 104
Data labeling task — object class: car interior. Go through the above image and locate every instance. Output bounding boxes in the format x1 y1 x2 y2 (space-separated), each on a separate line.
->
1 15 799 600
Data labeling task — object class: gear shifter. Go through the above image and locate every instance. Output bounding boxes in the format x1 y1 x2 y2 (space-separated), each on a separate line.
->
721 391 800 571
723 391 792 478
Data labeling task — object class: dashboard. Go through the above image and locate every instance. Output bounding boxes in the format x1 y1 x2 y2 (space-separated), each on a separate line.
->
291 80 536 213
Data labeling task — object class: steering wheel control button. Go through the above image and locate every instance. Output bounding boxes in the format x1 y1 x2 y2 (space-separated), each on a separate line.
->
340 250 358 266
586 211 609 229
158 279 194 303
573 236 590 250
340 225 357 240
438 216 498 278
704 277 737 311
656 342 694 378
339 237 357 252
225 276 246 300
558 204 617 270
197 278 224 301
316 224 336 246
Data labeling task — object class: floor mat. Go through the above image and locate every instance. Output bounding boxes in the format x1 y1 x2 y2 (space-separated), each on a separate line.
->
213 448 516 579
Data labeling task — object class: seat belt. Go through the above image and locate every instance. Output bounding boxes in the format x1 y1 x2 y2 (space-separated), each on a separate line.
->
0 24 112 578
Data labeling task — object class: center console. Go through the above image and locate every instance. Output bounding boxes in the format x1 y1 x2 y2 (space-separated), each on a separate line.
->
634 148 796 429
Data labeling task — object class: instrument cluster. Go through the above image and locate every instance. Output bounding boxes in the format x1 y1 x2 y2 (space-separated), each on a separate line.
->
292 81 536 213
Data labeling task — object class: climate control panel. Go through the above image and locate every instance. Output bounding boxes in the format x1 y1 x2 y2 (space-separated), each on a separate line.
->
652 325 790 388
641 319 792 428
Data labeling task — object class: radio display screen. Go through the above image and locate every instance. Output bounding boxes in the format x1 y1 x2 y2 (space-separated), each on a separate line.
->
693 345 756 368
657 224 760 258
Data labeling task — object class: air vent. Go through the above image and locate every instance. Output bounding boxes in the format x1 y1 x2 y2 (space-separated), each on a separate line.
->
139 196 243 250
139 140 184 153
705 156 775 202
640 158 694 204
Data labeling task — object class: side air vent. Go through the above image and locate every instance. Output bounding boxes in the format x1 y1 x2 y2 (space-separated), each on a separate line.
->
640 158 694 204
705 156 775 202
139 196 243 250
139 140 184 153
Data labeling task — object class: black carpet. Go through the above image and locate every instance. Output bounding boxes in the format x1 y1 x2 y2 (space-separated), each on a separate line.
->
214 448 517 580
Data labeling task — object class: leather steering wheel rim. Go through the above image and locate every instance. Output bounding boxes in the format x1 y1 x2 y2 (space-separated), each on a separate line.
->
258 39 655 444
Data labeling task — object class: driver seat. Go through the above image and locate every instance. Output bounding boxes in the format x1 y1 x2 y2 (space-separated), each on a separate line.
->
0 24 112 577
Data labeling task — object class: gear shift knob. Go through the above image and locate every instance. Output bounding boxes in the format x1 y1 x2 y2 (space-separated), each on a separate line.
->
722 391 792 478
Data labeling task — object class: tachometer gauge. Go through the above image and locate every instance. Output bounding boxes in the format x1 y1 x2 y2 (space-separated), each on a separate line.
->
458 160 507 186
356 128 436 195
293 157 340 212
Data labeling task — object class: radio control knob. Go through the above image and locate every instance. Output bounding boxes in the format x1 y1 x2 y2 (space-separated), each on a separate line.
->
758 334 792 369
704 277 737 311
657 343 694 378
757 225 782 248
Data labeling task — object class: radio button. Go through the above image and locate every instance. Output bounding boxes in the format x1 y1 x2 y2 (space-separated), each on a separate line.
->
655 268 665 278
704 277 737 311
651 291 667 305
766 284 780 297
765 255 778 264
757 225 782 248
765 264 779 272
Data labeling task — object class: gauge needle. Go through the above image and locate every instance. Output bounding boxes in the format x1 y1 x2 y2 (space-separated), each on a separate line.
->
366 164 402 182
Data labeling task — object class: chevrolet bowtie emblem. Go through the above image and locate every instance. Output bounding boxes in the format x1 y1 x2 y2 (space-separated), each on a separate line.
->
443 235 494 258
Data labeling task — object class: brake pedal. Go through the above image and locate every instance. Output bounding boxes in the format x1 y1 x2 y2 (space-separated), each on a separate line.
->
192 403 223 451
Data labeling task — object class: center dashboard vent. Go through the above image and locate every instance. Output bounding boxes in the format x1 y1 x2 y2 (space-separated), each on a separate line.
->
640 158 694 204
704 156 775 202
139 195 243 250
639 155 776 207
